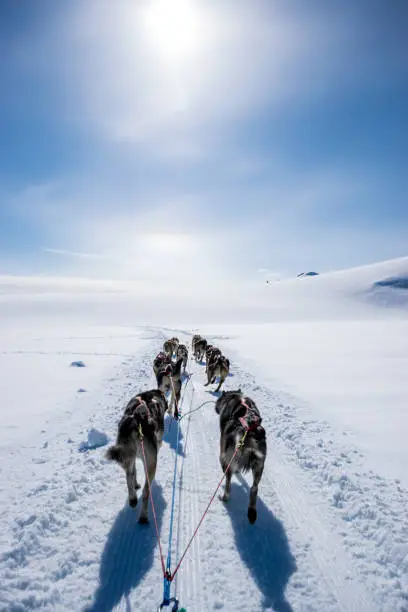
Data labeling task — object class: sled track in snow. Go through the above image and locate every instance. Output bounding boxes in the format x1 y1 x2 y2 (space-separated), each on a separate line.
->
2 328 407 611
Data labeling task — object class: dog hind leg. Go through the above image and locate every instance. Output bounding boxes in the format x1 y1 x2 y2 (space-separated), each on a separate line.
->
222 470 232 502
125 458 140 508
204 371 212 386
248 462 264 524
139 449 157 524
215 374 226 392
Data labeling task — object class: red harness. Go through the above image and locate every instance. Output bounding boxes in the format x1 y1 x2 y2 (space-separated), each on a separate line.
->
163 363 172 376
135 395 148 411
238 398 260 432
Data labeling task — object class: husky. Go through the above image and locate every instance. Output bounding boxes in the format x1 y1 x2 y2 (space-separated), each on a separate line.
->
106 390 167 523
153 351 171 377
176 343 188 374
193 337 207 361
191 334 202 353
204 353 230 392
163 338 178 357
215 390 266 524
205 346 221 373
156 357 183 418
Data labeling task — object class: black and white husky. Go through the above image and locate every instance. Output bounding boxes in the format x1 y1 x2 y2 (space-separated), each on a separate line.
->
215 390 266 523
106 390 167 523
156 357 183 418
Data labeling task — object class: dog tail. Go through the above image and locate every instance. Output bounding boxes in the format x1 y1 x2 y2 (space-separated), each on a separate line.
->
106 445 125 463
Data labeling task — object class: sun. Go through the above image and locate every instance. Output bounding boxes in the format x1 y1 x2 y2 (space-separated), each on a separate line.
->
143 0 202 64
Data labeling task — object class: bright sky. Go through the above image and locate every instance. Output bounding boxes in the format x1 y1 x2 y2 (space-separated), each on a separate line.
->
1 0 407 286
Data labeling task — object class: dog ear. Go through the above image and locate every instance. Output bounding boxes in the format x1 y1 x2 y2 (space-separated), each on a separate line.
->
238 388 242 393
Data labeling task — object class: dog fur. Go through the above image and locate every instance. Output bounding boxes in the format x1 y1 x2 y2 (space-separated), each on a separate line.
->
215 390 266 523
191 334 201 352
106 390 167 523
176 343 188 373
156 357 183 418
204 353 230 392
193 337 207 361
205 346 221 374
153 351 171 377
163 338 178 357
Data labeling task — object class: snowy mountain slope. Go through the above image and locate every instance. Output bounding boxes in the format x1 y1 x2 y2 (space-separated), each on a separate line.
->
1 257 407 328
1 328 407 611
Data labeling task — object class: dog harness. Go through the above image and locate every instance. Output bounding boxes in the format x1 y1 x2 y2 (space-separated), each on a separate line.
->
162 363 172 375
239 398 260 432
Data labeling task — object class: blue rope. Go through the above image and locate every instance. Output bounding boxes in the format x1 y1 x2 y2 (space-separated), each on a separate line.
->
166 414 181 573
161 360 195 610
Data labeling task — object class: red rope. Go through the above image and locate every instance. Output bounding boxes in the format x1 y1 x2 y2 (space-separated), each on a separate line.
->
169 431 247 582
139 427 166 578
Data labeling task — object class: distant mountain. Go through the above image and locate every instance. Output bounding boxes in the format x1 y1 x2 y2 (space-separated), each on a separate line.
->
297 271 319 278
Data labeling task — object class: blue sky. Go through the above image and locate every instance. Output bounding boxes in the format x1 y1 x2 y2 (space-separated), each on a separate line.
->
1 0 407 285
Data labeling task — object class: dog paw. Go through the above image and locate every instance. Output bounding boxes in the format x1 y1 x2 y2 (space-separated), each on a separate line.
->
247 508 257 524
129 497 138 508
138 515 149 524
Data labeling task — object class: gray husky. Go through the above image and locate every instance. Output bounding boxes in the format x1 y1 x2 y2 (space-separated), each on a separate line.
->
176 343 188 373
205 354 230 392
205 345 221 374
156 357 183 418
215 390 266 524
163 338 178 357
106 390 167 523
193 337 207 361
191 334 201 353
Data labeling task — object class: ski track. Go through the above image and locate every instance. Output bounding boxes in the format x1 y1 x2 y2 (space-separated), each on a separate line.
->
1 328 407 611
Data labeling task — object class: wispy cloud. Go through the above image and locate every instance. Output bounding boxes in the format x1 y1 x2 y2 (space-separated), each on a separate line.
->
23 0 372 158
41 247 109 260
1 0 407 286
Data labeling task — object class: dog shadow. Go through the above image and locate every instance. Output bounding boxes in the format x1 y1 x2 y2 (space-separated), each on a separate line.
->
208 390 222 398
224 481 296 612
163 414 186 457
84 483 166 612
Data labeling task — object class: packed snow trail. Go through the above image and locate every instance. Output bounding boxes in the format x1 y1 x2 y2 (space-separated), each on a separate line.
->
1 328 407 611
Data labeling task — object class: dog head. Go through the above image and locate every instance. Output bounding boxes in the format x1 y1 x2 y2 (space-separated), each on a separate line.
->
177 344 188 357
215 388 242 413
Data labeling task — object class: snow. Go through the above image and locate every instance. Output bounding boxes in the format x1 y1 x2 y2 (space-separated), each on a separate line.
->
0 257 408 611
78 428 109 452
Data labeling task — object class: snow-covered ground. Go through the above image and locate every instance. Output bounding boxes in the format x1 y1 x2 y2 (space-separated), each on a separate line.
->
1 258 408 611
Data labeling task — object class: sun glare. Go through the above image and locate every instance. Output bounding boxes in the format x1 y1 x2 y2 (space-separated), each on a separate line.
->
146 232 190 255
143 0 202 64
